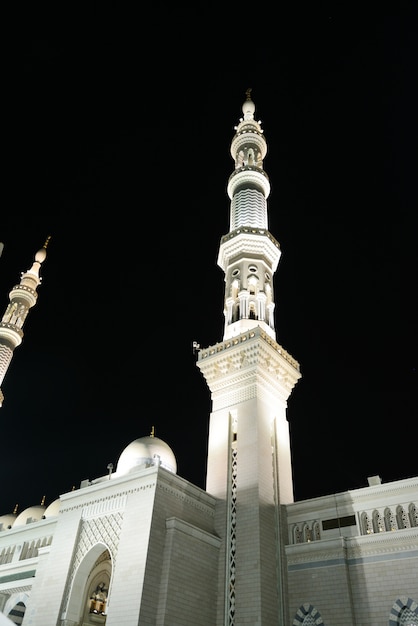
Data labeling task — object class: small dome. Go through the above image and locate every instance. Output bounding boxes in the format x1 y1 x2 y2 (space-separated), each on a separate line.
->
44 499 61 517
35 247 47 263
242 97 255 119
0 513 17 531
116 435 177 476
13 505 46 527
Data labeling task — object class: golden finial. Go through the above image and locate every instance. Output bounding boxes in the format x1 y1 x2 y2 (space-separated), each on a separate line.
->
150 426 155 437
245 87 252 100
43 235 52 249
13 504 18 514
41 495 46 506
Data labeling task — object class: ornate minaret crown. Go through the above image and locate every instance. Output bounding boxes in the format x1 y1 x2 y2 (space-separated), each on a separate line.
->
0 237 50 406
218 88 281 341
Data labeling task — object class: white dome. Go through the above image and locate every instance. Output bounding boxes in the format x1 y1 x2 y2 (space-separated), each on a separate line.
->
14 505 46 527
0 513 17 531
44 499 61 517
116 436 177 476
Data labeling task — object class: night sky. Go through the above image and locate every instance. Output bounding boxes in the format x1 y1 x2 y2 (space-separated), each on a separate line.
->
1 4 417 515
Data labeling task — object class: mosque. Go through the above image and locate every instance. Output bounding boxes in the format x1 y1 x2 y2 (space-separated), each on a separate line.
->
0 92 417 626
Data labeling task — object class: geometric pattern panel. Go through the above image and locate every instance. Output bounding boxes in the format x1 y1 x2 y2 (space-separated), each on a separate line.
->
227 447 238 626
77 513 123 564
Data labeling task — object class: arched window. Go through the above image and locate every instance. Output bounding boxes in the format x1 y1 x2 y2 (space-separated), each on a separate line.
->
247 148 255 166
292 603 324 625
409 503 418 527
248 274 257 295
384 507 396 531
396 505 409 529
360 511 372 535
302 523 311 543
313 521 321 541
237 150 244 168
7 601 26 625
389 596 418 625
231 278 239 300
0 546 14 564
372 509 384 533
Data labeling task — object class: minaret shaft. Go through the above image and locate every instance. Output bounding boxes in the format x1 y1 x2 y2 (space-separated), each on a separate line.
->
198 326 300 504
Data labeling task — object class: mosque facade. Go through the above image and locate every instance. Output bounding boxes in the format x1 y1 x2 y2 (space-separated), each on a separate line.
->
0 94 417 626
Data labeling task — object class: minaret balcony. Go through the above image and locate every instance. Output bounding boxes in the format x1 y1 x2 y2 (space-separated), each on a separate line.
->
230 130 267 161
8 284 38 308
227 167 270 199
0 323 24 346
218 228 281 273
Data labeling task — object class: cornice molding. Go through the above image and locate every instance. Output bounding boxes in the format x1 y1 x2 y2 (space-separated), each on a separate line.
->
198 328 300 402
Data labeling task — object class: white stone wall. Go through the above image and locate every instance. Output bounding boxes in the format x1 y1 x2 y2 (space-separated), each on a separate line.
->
350 550 418 625
156 518 220 625
23 503 85 625
286 529 418 625
104 476 156 626
139 471 219 624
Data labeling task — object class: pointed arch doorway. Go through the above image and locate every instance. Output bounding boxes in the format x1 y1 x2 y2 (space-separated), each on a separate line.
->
64 544 112 626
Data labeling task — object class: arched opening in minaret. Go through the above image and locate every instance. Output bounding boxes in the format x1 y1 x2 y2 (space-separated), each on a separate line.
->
248 274 258 295
231 278 239 300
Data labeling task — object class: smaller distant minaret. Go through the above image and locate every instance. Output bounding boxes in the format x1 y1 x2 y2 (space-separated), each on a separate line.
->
0 237 50 406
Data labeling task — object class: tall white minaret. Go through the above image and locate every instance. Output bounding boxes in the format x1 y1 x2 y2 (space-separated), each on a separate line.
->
0 237 50 406
197 92 301 625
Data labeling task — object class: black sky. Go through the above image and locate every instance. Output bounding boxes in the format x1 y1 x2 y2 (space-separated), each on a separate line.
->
1 4 417 513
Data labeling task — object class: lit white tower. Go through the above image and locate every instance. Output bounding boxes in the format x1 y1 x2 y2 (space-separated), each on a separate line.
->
0 237 50 406
197 91 301 625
